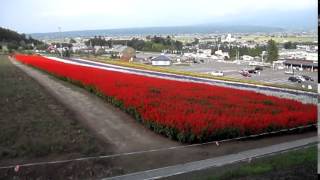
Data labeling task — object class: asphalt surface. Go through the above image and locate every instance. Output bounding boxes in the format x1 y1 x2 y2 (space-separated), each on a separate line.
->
168 61 318 90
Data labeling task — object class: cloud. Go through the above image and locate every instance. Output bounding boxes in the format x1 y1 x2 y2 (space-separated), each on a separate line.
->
0 0 317 32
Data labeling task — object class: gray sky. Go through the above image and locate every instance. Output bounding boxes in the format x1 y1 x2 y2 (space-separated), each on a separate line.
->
0 0 317 33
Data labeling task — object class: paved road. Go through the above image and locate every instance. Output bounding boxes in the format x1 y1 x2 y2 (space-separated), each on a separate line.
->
104 136 317 180
47 56 317 104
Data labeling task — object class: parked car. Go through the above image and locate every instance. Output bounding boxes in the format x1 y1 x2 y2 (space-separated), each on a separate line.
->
277 66 285 70
240 70 251 77
284 70 294 75
248 69 258 74
301 75 314 81
254 66 263 71
296 75 306 82
288 76 302 83
211 71 224 76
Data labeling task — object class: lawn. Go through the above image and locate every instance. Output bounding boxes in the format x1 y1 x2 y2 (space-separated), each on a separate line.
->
165 146 317 180
208 146 316 180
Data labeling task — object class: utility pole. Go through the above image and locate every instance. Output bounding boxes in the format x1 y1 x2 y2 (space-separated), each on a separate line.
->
58 27 63 57
261 51 266 63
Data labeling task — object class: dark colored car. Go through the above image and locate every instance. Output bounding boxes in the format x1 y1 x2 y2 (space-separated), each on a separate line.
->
255 66 263 71
301 75 314 81
248 69 257 74
288 76 302 83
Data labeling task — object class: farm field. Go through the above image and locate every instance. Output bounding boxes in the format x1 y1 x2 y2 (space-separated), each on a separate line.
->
13 54 317 143
241 35 317 43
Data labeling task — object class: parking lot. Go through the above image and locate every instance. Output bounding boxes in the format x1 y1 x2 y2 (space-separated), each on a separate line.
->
167 61 318 90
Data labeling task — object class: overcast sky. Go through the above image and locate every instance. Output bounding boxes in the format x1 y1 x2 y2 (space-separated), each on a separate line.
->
0 0 317 33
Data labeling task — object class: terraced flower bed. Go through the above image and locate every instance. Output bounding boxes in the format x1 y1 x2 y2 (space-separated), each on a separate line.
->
13 54 317 143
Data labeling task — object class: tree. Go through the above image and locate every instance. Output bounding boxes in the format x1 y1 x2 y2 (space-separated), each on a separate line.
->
266 39 278 62
283 41 296 49
192 38 199 45
0 27 46 50
69 38 76 44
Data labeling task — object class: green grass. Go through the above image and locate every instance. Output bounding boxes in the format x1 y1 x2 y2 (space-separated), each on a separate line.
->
241 35 317 43
205 146 317 180
0 55 107 161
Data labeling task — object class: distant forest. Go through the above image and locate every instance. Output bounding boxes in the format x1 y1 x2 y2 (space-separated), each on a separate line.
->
0 27 46 51
85 35 183 53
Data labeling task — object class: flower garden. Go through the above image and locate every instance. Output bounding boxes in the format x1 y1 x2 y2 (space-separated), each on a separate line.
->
13 54 317 143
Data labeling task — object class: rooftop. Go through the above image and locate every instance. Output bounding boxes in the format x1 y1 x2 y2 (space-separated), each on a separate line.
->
152 55 171 61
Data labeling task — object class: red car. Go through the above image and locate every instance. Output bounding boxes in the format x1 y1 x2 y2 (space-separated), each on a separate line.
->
240 70 251 77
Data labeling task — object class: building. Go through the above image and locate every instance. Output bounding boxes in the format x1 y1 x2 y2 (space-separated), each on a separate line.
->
279 49 318 61
283 59 318 72
215 50 229 59
222 34 236 43
151 55 172 66
241 55 254 61
109 45 136 61
197 49 212 57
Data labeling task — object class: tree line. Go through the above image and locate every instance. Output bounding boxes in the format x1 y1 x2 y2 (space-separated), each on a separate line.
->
210 44 267 60
0 27 46 51
85 35 183 53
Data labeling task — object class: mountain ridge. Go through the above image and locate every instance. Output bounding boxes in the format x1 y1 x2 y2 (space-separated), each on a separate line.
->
30 25 286 39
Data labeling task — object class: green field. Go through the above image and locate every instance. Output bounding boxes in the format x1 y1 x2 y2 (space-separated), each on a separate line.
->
166 146 317 180
241 35 317 43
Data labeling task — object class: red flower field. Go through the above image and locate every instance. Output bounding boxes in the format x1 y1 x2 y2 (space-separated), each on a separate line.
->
13 54 317 142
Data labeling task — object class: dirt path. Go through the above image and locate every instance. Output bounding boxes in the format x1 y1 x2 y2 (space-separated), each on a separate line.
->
10 58 178 153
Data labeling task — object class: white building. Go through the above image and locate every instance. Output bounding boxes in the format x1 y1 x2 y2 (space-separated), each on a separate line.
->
279 49 318 61
215 50 229 59
197 49 212 57
222 34 236 43
242 55 254 61
151 55 172 66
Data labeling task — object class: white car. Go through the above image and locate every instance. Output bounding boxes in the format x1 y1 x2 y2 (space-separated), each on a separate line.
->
211 71 224 76
296 75 306 82
284 70 294 75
